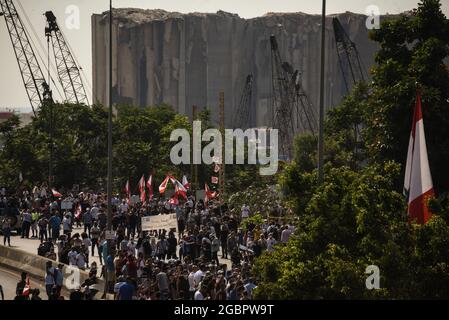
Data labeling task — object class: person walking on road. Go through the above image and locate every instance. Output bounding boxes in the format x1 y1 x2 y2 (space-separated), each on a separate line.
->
83 209 93 237
2 216 12 246
44 261 56 299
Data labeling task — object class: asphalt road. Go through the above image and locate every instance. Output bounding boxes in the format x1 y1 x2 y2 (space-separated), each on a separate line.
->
0 266 47 300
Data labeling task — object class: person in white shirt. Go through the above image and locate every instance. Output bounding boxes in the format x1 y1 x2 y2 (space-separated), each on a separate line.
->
281 226 292 243
188 266 197 300
266 233 277 252
194 288 205 300
193 264 206 288
68 248 78 266
241 204 250 219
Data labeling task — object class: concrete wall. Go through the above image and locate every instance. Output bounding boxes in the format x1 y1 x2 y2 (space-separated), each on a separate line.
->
92 9 381 128
0 245 104 297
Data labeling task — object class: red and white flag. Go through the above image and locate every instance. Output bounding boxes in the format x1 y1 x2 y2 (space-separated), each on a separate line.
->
211 176 219 184
52 188 62 198
170 176 187 193
138 174 146 203
204 183 217 204
75 203 82 219
124 180 131 203
22 274 30 297
182 175 190 190
159 176 170 194
403 93 434 224
146 175 153 201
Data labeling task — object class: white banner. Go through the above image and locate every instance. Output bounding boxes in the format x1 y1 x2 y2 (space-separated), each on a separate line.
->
61 201 73 210
141 214 178 233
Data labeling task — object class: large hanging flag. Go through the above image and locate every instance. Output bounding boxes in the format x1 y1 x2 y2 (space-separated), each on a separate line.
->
403 93 434 224
52 188 62 198
124 180 131 203
182 175 190 190
138 174 146 203
159 176 170 194
146 175 153 201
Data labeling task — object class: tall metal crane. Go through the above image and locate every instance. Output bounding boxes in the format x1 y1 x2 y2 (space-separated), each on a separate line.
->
270 35 317 159
332 17 366 94
270 35 296 158
233 74 253 129
45 11 89 105
333 17 366 168
0 0 52 115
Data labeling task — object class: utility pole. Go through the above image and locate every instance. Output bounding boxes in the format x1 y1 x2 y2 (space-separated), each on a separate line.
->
219 92 225 198
104 0 113 297
107 0 113 232
191 105 198 199
318 0 326 184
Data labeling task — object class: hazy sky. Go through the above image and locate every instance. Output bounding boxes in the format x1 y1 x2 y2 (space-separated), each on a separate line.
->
1 0 448 111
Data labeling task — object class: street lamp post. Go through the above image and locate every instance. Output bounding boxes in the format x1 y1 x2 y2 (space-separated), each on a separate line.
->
318 0 326 184
104 0 113 298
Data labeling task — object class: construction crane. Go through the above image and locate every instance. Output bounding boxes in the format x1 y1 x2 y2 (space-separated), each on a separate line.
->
0 0 53 115
270 35 317 159
233 74 253 129
270 35 296 158
332 17 367 169
291 69 318 136
45 11 89 105
332 17 366 95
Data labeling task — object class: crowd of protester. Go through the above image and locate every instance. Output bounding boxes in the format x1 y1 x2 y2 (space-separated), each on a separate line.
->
0 184 295 300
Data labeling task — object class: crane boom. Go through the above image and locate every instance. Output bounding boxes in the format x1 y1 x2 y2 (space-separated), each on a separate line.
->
0 0 51 114
332 17 366 94
233 74 253 129
270 35 317 159
45 11 89 105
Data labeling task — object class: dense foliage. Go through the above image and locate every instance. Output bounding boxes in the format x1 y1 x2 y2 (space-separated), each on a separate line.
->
254 0 449 299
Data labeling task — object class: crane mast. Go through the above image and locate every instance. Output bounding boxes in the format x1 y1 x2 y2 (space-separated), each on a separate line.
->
270 35 317 159
0 0 52 114
233 74 253 129
332 17 366 94
45 11 89 105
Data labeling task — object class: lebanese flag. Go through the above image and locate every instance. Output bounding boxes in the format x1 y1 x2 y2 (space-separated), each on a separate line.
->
403 93 434 224
170 176 187 193
146 175 153 201
75 203 82 219
169 194 179 205
138 175 146 203
204 183 217 204
124 180 131 203
22 274 30 297
211 176 219 184
182 175 190 190
159 176 170 194
52 188 62 198
175 184 188 201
